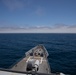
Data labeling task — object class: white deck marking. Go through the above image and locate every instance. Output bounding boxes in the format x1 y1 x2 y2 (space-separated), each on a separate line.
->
26 57 30 62
40 57 43 64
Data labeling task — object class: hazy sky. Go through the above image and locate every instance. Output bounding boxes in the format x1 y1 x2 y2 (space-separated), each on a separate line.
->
0 0 76 33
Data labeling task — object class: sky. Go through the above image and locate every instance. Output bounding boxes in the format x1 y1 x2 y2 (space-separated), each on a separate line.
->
0 0 76 33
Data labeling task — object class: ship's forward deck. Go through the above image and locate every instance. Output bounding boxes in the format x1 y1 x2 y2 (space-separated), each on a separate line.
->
11 45 51 74
11 56 50 73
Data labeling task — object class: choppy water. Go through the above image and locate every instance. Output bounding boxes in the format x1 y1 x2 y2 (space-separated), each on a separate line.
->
0 33 76 75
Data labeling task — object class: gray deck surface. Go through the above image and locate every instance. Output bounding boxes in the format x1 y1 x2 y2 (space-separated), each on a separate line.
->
11 56 51 74
11 45 51 74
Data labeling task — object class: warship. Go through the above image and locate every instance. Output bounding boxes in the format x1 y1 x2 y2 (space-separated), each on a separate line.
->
0 44 67 75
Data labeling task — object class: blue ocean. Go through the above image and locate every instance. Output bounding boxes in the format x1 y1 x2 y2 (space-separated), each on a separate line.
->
0 33 76 75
